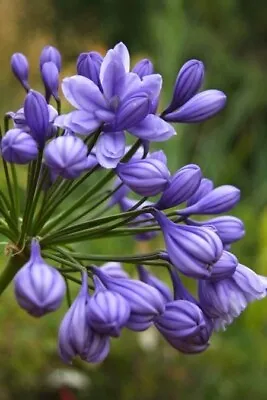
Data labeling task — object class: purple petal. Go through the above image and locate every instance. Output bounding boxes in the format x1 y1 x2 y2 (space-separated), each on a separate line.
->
58 110 101 135
96 131 126 168
130 114 176 142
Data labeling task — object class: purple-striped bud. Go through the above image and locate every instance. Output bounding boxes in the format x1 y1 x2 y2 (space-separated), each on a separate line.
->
10 53 30 91
40 45 62 72
44 136 89 179
87 278 130 337
14 239 66 317
178 185 241 215
113 94 151 131
58 272 110 364
186 178 214 207
100 262 129 279
149 150 167 165
198 264 266 330
163 59 204 114
41 61 59 100
155 300 206 339
154 210 223 279
1 129 38 164
156 164 202 210
163 90 226 123
116 158 170 197
76 51 103 87
208 250 238 281
137 265 173 303
132 59 154 78
24 90 50 147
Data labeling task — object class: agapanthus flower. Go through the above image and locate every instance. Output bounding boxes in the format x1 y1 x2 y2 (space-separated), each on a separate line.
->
1 129 38 164
41 61 60 101
40 45 62 72
137 265 173 303
186 177 214 207
100 262 129 279
132 59 154 78
10 52 30 91
76 51 103 87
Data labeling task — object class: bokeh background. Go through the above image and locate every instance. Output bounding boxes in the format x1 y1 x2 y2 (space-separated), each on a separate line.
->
1 0 267 399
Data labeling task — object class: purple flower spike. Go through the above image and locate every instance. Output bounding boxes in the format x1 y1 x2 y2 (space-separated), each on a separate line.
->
14 239 66 317
186 178 214 207
100 262 129 279
156 164 202 210
40 45 62 72
154 210 223 279
178 185 241 216
10 53 30 91
44 136 89 179
41 61 59 100
76 51 103 88
116 158 170 196
208 250 238 281
132 59 154 78
163 59 204 115
198 264 266 330
155 300 206 339
137 265 173 303
24 90 50 147
1 129 38 164
88 278 130 337
163 90 226 123
58 272 110 364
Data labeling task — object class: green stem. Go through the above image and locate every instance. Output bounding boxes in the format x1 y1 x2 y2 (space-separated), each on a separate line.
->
10 164 20 221
0 254 26 296
62 251 160 263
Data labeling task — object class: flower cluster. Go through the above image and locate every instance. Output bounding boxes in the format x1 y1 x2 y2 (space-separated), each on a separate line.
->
0 42 265 365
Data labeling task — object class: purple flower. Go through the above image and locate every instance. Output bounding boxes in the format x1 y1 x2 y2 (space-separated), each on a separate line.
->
1 129 38 164
186 178 214 207
14 239 66 317
41 61 59 100
155 164 202 210
208 250 238 281
163 59 204 115
24 90 50 147
100 262 129 279
178 185 241 215
40 45 62 72
44 135 89 179
137 265 173 303
198 264 266 330
116 158 170 196
154 210 223 279
10 53 30 91
163 90 226 123
132 58 154 78
76 51 103 87
58 272 110 364
96 131 126 168
87 277 130 337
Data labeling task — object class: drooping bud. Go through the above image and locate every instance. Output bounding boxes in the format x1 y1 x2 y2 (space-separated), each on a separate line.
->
208 250 238 281
178 185 241 215
137 265 173 303
116 158 170 196
44 136 89 179
1 129 38 164
100 262 129 279
87 277 130 337
24 90 50 147
14 239 66 317
156 164 202 210
186 178 214 207
163 59 204 114
163 90 227 123
41 61 59 100
58 272 110 364
154 210 223 279
132 59 154 78
10 53 30 91
40 45 62 72
76 51 103 87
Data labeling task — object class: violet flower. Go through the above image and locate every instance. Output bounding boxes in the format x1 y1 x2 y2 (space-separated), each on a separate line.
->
10 52 30 91
1 129 38 164
76 51 103 87
40 45 62 72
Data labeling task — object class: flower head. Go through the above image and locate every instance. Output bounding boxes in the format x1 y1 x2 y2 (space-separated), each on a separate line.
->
1 129 38 164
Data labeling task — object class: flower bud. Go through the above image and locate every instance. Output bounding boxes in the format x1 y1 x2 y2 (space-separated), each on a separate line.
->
88 278 130 337
1 129 38 164
208 250 238 281
116 158 170 197
154 210 223 279
10 52 30 91
40 45 62 71
178 185 241 215
148 150 167 165
44 136 89 179
24 90 50 147
163 90 226 123
113 94 151 131
132 59 154 78
163 59 204 114
58 272 110 364
41 61 59 100
14 239 66 317
137 265 172 303
186 178 214 207
156 164 202 210
76 51 103 87
100 262 129 279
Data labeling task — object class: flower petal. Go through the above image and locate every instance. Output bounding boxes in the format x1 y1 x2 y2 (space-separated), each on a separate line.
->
130 114 176 142
96 131 126 168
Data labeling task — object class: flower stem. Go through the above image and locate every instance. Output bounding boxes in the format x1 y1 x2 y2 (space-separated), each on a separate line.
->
0 254 26 296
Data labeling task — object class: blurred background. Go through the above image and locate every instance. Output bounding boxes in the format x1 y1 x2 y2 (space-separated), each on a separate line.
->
1 0 267 398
